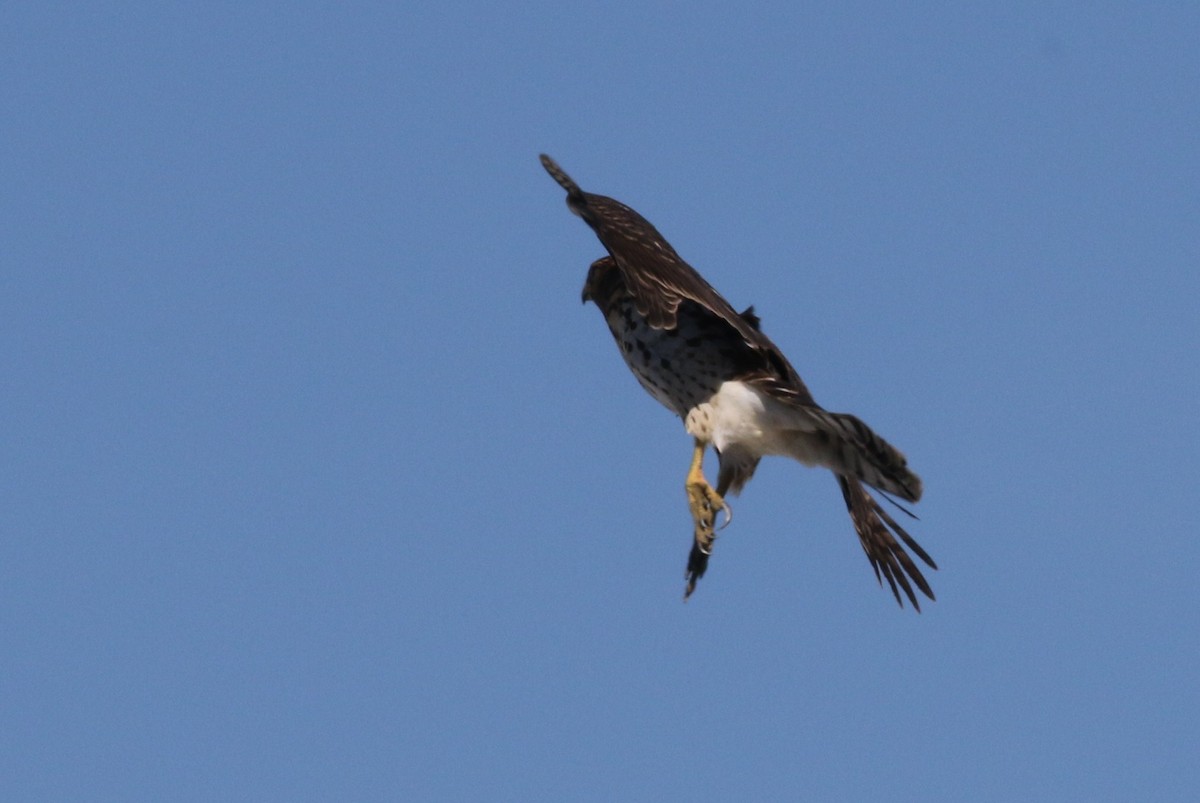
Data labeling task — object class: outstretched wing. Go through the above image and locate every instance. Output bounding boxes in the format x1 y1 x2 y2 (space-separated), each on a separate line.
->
540 153 815 406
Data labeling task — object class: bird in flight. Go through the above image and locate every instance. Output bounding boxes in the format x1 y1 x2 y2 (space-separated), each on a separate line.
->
540 154 936 608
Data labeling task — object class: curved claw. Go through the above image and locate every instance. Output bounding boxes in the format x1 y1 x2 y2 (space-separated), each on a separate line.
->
715 499 733 531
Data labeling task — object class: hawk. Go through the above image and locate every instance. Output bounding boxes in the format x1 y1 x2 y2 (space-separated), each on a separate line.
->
541 154 936 608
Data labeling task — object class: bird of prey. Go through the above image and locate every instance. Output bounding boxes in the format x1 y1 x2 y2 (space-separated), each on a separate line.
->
540 154 936 608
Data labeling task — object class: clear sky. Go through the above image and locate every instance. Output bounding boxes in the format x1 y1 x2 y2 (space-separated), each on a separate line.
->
3 2 1198 800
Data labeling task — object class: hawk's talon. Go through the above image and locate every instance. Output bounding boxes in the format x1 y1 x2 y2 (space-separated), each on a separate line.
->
681 441 729 598
716 499 733 530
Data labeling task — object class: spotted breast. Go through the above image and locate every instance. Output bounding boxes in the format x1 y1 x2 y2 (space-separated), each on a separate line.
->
583 256 755 420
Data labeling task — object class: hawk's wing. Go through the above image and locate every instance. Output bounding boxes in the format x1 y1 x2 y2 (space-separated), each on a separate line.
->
540 154 816 407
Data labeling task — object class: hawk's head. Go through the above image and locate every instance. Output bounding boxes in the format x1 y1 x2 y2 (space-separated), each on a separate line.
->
580 257 618 306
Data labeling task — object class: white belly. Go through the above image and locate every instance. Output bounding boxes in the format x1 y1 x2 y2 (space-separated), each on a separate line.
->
685 380 825 465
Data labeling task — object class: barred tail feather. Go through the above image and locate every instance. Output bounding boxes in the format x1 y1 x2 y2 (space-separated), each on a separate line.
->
837 475 937 610
807 409 923 503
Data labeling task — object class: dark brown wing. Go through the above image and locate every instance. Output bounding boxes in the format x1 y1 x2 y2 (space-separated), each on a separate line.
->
540 153 815 406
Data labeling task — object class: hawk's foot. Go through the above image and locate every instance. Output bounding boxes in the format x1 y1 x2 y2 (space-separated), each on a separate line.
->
683 477 729 600
686 479 729 554
682 438 731 600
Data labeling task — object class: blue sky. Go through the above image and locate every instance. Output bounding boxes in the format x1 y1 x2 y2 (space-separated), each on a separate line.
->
3 2 1198 800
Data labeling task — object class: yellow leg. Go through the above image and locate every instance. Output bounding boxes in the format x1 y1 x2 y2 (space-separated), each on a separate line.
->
683 439 730 599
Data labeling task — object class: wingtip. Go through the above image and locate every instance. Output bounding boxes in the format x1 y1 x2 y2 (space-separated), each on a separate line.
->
539 153 583 198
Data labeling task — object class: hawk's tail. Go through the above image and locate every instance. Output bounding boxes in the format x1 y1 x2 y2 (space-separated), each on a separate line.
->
806 409 923 503
838 474 937 610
